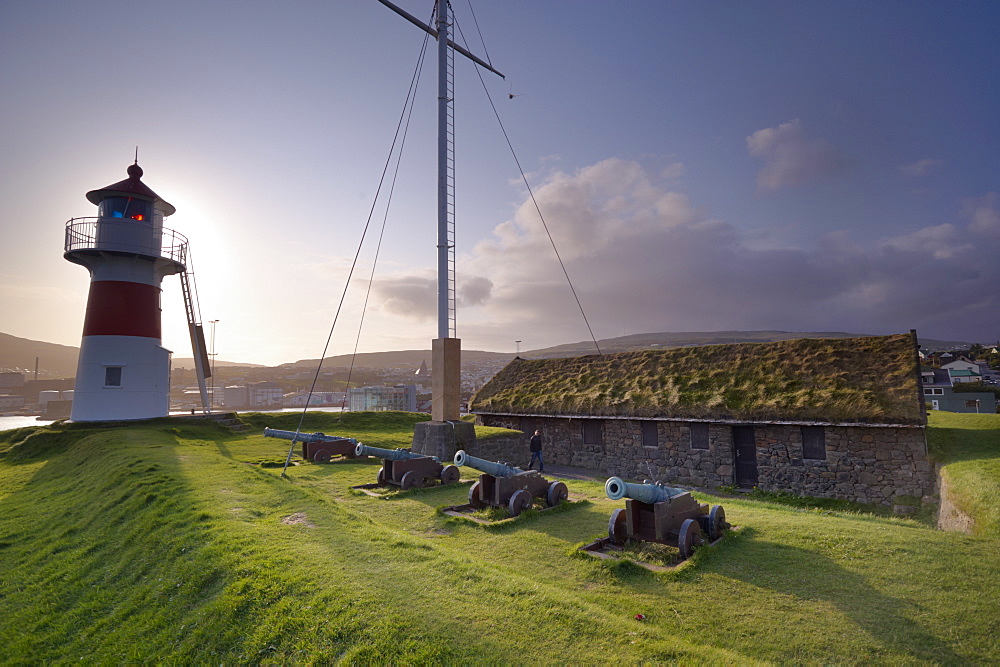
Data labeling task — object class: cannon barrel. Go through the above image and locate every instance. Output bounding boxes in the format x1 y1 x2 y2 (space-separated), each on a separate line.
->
454 450 524 478
354 442 437 462
605 476 685 504
263 428 357 445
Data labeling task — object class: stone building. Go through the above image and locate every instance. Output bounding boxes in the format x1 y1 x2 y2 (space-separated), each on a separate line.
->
471 332 934 506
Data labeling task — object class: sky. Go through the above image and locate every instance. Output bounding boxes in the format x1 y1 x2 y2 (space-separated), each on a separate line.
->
1 0 998 367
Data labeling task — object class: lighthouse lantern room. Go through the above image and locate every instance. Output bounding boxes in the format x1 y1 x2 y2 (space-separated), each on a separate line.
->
65 162 191 421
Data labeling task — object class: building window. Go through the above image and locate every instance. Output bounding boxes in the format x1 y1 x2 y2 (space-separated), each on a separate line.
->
801 426 826 460
966 400 980 408
923 388 944 396
582 420 603 445
641 421 658 447
104 366 122 387
690 423 709 450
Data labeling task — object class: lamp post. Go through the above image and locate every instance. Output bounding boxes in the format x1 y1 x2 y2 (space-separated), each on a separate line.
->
209 319 219 412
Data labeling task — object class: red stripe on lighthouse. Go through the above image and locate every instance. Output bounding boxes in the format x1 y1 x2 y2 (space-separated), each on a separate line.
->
82 280 162 338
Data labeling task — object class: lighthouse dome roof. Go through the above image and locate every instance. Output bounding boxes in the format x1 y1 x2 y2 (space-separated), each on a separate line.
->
86 163 176 216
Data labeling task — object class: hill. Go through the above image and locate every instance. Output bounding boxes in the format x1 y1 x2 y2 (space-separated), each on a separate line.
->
0 412 996 662
281 348 511 370
0 333 79 378
0 330 979 378
528 330 977 358
171 358 265 370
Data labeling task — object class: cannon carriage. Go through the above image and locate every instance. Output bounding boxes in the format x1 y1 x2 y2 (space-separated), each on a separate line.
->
604 476 727 559
355 443 460 490
454 450 568 517
263 428 360 463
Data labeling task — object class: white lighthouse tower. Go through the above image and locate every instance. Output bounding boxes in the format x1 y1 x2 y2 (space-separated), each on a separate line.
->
64 162 188 421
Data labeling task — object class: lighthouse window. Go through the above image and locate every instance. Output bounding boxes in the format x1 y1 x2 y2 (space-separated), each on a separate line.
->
99 197 152 222
104 366 123 387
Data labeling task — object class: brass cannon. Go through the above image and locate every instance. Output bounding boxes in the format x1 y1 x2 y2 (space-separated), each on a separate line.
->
354 443 460 490
605 476 727 559
263 427 360 463
454 450 568 517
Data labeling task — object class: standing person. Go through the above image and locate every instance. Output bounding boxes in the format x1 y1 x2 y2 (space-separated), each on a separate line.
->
528 429 544 473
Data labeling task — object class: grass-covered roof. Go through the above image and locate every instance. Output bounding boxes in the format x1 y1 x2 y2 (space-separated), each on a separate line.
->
471 333 925 426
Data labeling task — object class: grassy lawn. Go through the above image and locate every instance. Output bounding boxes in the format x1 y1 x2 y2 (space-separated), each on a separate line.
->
927 410 1000 536
0 411 997 662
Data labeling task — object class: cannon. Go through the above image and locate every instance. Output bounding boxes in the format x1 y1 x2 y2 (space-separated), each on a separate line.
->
604 476 727 560
354 443 460 490
454 450 568 517
263 427 360 463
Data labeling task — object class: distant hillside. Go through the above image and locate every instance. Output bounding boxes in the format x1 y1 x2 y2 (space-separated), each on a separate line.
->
0 330 979 378
171 358 265 370
0 333 260 377
0 333 79 378
284 349 513 371
525 331 976 358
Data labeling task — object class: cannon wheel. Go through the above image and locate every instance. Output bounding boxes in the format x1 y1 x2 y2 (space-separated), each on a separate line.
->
508 489 532 517
400 470 423 490
376 467 388 486
608 508 627 545
468 481 485 508
546 481 568 507
677 518 703 560
440 465 460 485
312 449 331 463
708 505 726 541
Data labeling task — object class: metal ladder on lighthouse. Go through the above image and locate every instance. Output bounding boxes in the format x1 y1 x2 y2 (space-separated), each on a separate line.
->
179 257 212 414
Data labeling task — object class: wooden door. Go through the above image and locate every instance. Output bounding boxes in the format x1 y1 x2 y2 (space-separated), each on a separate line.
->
733 425 758 487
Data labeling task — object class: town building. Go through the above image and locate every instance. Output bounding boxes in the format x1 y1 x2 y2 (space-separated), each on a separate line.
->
0 373 25 388
282 391 347 407
920 367 996 413
472 333 935 506
348 385 417 412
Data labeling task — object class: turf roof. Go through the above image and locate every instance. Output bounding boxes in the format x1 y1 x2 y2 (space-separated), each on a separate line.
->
471 333 925 426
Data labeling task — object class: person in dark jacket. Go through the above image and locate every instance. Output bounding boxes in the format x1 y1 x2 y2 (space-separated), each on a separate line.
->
528 429 543 472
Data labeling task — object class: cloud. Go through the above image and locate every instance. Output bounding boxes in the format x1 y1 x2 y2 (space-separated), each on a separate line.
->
963 192 1000 238
746 119 846 192
369 158 1000 350
458 276 493 307
899 158 940 179
371 273 436 320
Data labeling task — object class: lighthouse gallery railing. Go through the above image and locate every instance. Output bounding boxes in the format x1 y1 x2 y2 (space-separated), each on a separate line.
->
64 217 189 266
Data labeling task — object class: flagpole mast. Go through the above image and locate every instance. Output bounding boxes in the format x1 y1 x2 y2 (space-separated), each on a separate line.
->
436 0 450 340
376 0 503 426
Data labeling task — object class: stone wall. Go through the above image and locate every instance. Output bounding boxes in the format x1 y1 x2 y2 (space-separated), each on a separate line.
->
470 433 528 468
476 414 934 506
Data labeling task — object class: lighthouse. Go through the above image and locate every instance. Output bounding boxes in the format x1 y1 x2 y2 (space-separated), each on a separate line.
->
64 162 188 421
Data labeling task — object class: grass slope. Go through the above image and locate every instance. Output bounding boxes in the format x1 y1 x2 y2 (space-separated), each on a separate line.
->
927 411 1000 536
0 411 997 663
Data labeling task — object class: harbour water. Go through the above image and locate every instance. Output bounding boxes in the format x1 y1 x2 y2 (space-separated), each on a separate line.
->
0 415 55 431
0 407 347 433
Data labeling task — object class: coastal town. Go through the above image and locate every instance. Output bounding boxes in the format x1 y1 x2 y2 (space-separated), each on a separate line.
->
1 336 997 421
